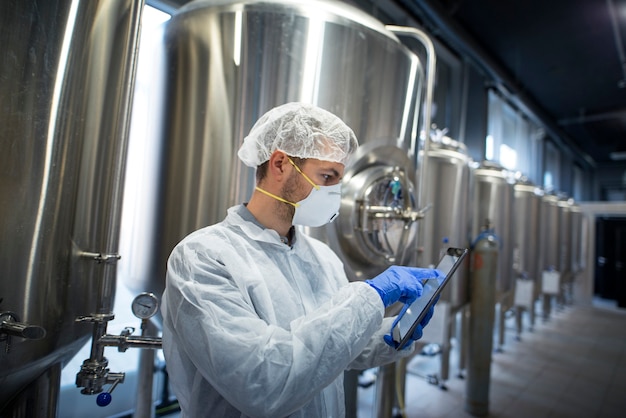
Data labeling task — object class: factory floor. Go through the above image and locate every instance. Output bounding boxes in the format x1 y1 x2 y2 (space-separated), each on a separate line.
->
161 297 626 418
357 297 626 418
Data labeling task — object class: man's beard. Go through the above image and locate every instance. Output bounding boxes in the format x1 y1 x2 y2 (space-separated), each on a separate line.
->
276 170 301 223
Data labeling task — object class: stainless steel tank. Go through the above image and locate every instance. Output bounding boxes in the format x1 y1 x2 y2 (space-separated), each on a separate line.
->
416 135 471 310
538 193 561 273
569 201 584 274
537 192 561 317
513 177 543 284
0 0 143 414
469 162 516 297
557 196 573 283
122 0 426 297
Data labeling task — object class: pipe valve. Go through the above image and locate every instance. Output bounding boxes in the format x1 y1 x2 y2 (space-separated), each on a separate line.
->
0 311 46 353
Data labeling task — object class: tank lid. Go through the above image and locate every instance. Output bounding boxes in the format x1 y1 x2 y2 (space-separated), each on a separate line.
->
542 192 560 203
473 160 516 183
177 0 399 42
513 173 543 194
428 129 468 155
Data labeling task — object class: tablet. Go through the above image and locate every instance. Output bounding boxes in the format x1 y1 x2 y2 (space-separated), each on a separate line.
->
391 247 468 350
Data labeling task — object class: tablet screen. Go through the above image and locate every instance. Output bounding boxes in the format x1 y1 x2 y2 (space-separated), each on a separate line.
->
392 247 468 349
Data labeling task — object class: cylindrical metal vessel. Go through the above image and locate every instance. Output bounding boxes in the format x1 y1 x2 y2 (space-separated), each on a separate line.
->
417 135 471 310
569 202 583 274
513 178 543 284
469 162 516 297
0 0 142 413
122 0 425 297
557 196 573 284
465 231 499 417
538 193 561 274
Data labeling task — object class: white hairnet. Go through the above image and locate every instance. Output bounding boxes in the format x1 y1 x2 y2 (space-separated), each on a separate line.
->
238 102 359 167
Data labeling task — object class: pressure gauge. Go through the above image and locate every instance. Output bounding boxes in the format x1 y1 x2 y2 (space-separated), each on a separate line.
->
131 292 159 319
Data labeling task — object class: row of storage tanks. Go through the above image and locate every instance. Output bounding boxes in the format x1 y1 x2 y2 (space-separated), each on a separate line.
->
426 140 586 319
0 0 586 415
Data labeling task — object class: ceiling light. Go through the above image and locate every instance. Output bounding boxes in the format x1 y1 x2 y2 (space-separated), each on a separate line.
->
610 151 626 160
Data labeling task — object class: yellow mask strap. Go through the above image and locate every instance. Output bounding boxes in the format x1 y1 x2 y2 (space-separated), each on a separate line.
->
255 187 300 208
288 158 320 191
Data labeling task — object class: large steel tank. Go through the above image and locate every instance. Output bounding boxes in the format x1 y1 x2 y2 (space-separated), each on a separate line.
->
538 193 561 273
537 192 561 317
416 135 471 310
0 0 143 414
469 162 516 297
513 177 543 284
569 202 584 274
122 0 426 298
557 196 573 283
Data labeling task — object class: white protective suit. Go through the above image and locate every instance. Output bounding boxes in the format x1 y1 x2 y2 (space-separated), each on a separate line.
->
162 204 414 418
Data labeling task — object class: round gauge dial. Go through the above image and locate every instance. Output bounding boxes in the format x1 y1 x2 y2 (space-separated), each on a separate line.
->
131 292 159 319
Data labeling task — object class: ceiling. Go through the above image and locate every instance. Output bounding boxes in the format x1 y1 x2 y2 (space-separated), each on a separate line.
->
155 0 626 167
394 0 626 168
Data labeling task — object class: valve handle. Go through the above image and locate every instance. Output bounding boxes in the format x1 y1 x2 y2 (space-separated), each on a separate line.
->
96 392 112 407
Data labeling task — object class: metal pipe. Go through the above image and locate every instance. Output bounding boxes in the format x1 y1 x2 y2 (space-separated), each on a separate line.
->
134 320 159 418
374 25 436 418
74 0 145 399
375 364 396 418
99 334 163 351
385 26 437 221
0 313 46 340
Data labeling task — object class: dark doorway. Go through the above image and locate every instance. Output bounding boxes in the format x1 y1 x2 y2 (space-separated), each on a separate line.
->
594 217 626 308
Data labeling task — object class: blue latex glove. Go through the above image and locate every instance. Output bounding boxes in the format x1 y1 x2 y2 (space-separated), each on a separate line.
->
365 266 440 307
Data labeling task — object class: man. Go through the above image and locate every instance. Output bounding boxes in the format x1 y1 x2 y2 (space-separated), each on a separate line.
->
161 102 439 417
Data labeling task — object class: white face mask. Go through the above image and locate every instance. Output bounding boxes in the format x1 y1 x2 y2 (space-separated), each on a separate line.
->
255 158 342 227
292 183 341 227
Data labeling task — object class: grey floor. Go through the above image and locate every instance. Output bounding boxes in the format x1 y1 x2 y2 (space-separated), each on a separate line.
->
357 298 626 418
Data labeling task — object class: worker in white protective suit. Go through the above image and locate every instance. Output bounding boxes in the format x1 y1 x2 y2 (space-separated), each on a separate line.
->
161 102 441 418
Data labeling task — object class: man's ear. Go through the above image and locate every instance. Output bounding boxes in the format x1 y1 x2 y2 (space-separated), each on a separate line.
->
267 151 290 180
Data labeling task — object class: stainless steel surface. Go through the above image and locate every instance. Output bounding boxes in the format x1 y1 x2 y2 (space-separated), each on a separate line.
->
134 320 159 418
416 136 471 309
513 179 543 284
538 192 561 319
469 162 516 297
375 364 397 418
569 202 584 274
538 193 561 273
4 363 62 418
98 334 163 351
465 231 499 417
385 25 437 207
331 145 420 280
512 178 543 331
0 313 46 341
557 197 573 283
123 0 426 298
0 0 143 413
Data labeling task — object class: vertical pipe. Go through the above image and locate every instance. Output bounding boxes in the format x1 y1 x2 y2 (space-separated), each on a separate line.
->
459 306 470 374
381 25 437 417
72 0 145 400
134 320 158 418
385 26 437 216
465 232 499 416
375 364 396 418
343 370 359 418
